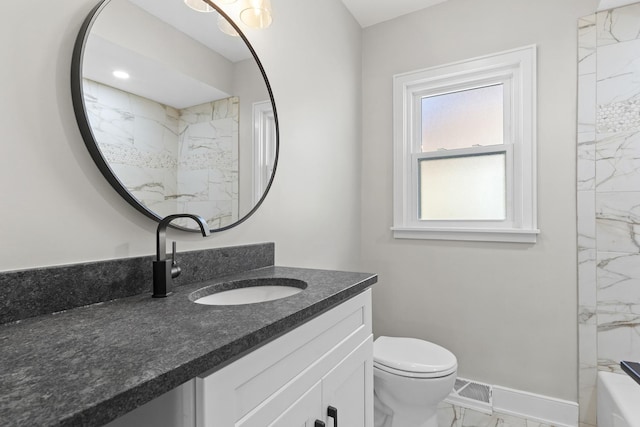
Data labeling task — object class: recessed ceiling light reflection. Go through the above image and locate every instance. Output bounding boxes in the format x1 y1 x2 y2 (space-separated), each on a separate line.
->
112 70 130 80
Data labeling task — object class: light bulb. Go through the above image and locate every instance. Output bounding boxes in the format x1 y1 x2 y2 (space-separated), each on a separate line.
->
184 0 215 13
112 70 130 80
239 0 272 29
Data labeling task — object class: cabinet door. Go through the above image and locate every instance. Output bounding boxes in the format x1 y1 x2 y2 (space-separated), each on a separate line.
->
321 336 374 427
267 381 323 427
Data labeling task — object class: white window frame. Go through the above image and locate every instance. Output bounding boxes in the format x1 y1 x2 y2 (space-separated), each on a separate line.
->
392 45 539 243
252 101 276 205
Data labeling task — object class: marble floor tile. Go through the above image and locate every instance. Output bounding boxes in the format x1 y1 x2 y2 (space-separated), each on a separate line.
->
460 409 527 427
438 402 465 427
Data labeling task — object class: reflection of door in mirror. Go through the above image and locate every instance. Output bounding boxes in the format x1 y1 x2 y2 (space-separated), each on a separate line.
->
253 101 276 204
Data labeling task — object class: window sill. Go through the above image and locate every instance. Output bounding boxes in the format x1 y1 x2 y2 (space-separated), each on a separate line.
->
391 226 540 243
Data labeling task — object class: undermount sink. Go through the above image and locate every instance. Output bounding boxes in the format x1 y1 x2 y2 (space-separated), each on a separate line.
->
190 278 307 306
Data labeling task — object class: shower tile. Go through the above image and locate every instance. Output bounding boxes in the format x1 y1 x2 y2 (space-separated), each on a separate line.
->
596 39 640 110
579 250 597 307
578 74 596 134
579 306 597 365
596 131 640 191
579 303 597 426
579 15 597 75
578 133 596 191
579 354 598 425
596 4 640 47
597 309 640 373
595 191 640 253
597 252 640 311
578 192 596 249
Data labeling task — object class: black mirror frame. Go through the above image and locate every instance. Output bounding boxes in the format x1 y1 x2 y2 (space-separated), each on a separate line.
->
71 0 279 233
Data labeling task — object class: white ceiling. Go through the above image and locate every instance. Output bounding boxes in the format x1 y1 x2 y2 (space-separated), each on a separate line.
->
339 0 450 28
129 0 251 62
83 0 252 109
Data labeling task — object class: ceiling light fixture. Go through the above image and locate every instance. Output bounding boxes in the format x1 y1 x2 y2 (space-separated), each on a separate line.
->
217 14 240 37
184 0 215 13
239 0 272 29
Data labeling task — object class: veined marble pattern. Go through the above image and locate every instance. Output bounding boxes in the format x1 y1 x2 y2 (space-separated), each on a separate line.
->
578 16 597 194
596 132 640 190
596 38 640 108
83 79 239 228
595 192 640 253
578 133 596 191
577 14 599 427
597 310 640 374
597 252 640 312
579 15 597 73
176 98 239 229
596 3 640 47
578 4 640 426
578 308 598 426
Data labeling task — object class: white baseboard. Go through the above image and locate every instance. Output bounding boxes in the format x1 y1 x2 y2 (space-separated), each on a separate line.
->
492 385 579 427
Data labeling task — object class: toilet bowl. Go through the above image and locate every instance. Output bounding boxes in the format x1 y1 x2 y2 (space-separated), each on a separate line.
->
373 336 457 427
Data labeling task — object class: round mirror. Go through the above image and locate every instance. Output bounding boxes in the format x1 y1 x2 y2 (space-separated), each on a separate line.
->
71 0 278 232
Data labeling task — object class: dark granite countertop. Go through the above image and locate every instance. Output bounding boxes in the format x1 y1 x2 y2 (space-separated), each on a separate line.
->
0 266 377 427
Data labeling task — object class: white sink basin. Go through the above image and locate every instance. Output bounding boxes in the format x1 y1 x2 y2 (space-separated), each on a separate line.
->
191 278 307 306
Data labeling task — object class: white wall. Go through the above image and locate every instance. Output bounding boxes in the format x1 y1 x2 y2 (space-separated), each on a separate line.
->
0 0 362 272
361 0 596 401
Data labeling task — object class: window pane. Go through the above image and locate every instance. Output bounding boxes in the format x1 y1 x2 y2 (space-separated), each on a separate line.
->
419 153 506 220
421 84 503 152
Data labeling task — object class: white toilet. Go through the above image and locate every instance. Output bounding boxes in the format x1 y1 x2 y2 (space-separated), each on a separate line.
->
373 336 457 427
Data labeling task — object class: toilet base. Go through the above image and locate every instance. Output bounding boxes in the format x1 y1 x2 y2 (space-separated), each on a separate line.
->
374 392 438 427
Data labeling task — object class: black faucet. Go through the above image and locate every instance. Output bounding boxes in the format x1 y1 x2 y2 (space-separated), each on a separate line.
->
152 214 210 298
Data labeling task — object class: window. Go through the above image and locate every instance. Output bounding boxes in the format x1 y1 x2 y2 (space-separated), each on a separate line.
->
392 46 538 243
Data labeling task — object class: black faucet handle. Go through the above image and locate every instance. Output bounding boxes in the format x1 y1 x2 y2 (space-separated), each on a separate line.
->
171 241 181 278
171 241 178 266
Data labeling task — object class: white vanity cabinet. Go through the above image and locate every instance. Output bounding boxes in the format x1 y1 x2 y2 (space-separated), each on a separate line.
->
196 289 373 427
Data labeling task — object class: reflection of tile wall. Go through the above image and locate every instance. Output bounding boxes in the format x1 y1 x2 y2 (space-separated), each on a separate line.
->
178 98 239 229
577 4 640 427
83 80 238 228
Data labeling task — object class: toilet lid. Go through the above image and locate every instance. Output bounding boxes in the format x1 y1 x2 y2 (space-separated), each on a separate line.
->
374 336 457 378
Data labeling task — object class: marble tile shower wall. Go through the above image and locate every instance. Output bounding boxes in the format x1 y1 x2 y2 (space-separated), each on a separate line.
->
577 4 640 426
83 79 239 228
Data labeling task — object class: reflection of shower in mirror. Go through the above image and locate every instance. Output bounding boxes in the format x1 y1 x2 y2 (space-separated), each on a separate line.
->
72 0 278 232
253 101 276 204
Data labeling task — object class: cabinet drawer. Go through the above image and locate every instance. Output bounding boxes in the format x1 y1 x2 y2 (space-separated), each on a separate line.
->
197 289 372 427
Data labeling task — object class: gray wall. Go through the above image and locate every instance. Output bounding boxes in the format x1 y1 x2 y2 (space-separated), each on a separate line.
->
361 0 597 401
0 0 362 272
